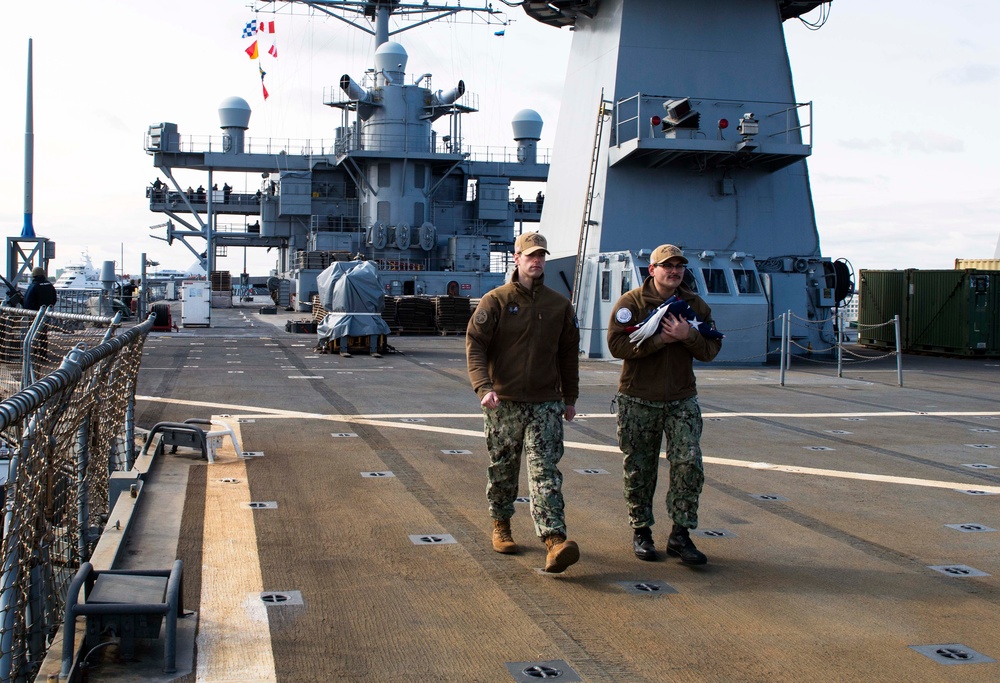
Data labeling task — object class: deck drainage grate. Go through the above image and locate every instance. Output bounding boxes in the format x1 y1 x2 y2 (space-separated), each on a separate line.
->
573 468 609 475
965 444 997 449
219 478 241 484
259 591 303 606
331 432 359 438
505 660 581 682
928 564 990 578
804 446 835 451
910 644 996 665
243 451 265 458
618 580 677 595
970 428 999 433
400 418 426 423
841 417 866 421
945 523 996 533
693 529 737 539
238 419 255 424
514 497 530 504
750 494 789 501
962 463 998 470
442 449 473 455
244 501 278 509
409 534 457 545
361 471 395 478
825 430 852 435
956 489 999 496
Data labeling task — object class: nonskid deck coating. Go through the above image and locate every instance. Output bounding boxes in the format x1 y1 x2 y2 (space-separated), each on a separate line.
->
78 302 1000 682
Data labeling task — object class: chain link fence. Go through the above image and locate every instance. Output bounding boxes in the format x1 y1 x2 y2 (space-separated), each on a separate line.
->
0 306 153 682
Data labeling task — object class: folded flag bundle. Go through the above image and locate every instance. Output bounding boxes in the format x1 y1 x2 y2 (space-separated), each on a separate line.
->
625 296 724 346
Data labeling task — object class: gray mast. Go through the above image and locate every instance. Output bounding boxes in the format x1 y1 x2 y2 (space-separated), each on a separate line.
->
7 37 52 286
22 38 34 239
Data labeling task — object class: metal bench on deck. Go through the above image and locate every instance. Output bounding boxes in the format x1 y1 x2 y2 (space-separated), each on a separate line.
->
61 560 184 675
142 419 243 463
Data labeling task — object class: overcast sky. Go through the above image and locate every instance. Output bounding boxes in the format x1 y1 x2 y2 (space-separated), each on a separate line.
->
2 0 998 279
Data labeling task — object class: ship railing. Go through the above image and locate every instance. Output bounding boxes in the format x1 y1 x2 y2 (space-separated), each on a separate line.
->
613 93 812 148
149 130 552 165
0 312 155 681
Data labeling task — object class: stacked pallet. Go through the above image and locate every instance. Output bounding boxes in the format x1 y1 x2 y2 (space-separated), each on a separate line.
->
381 296 399 332
434 296 471 334
395 296 436 333
311 296 329 324
294 250 355 270
209 271 231 292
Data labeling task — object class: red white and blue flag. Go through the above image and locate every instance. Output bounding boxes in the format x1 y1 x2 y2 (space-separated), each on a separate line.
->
626 295 724 347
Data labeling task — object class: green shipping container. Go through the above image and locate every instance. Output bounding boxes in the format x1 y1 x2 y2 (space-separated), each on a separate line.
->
907 270 998 357
857 269 906 350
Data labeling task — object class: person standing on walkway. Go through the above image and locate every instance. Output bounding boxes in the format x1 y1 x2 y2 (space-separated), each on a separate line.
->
23 267 57 311
607 244 722 565
466 232 581 573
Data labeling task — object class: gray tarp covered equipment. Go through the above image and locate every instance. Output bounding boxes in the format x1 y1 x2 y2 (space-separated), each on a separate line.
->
316 260 391 344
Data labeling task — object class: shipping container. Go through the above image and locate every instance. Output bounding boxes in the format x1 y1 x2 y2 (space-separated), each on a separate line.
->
908 270 997 356
955 258 1000 270
857 269 906 350
859 269 1000 357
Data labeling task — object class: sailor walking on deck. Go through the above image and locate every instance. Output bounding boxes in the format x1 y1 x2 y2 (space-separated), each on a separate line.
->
607 244 722 565
466 232 581 573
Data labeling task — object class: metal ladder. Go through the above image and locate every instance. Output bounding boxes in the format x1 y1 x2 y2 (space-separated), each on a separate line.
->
571 90 612 310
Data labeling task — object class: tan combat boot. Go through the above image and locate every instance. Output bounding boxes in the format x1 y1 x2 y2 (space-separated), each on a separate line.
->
543 533 580 573
492 519 518 554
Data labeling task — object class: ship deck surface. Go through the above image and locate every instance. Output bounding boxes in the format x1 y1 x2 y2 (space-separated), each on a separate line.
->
67 300 1000 682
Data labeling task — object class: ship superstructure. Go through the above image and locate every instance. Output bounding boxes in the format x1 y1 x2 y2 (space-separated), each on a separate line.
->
145 1 546 311
523 0 847 362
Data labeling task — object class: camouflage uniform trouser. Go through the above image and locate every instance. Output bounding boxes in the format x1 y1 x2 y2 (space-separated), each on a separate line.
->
616 393 704 530
483 400 566 539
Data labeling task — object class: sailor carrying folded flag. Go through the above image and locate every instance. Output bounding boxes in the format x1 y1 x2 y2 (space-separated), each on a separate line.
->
626 294 724 347
606 243 724 567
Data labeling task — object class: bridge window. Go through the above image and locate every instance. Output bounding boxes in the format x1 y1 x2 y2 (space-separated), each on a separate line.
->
734 267 761 294
683 268 699 293
601 269 612 301
702 267 730 294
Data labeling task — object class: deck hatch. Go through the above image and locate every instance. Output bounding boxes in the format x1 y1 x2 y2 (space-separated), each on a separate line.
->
618 580 677 596
259 591 303 606
928 564 990 578
505 660 581 682
693 529 736 538
945 523 996 533
409 534 457 545
910 644 996 665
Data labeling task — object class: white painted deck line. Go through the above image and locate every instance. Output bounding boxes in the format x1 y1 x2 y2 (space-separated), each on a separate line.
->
196 420 276 683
